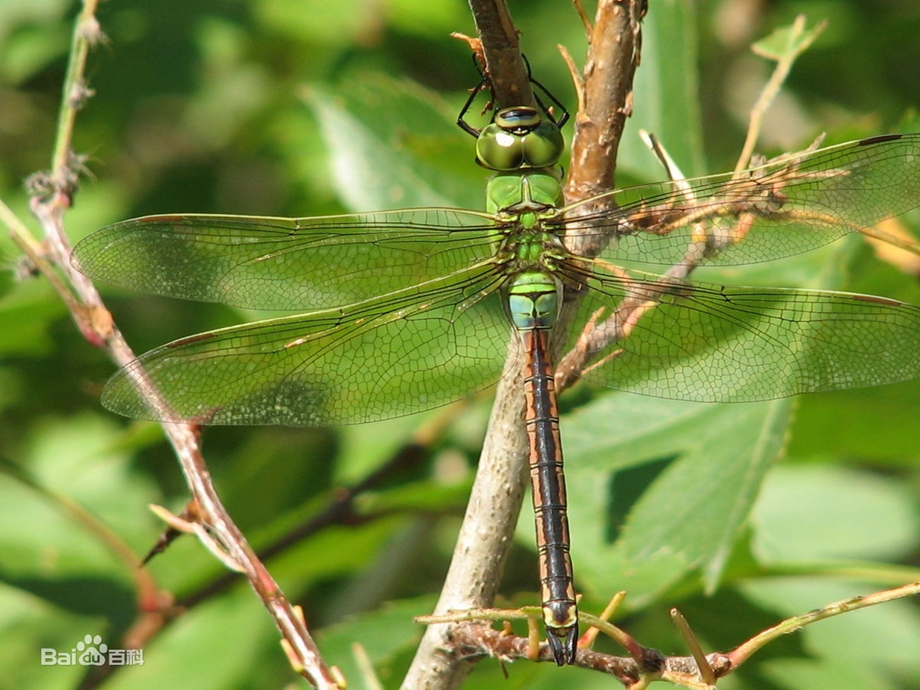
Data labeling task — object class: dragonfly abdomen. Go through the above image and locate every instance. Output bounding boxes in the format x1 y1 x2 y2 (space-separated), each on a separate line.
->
521 327 578 665
510 270 578 665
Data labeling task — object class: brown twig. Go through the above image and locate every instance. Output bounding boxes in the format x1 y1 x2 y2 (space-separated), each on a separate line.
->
178 410 453 610
444 622 731 689
464 0 535 111
564 0 647 211
422 579 920 687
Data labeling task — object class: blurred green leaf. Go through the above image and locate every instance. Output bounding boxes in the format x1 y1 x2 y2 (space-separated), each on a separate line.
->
0 0 72 83
563 394 791 604
752 17 826 62
317 596 433 686
0 284 65 357
309 75 482 211
99 592 287 690
753 464 920 563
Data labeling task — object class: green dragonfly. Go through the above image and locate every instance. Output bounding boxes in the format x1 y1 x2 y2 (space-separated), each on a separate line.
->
74 86 920 664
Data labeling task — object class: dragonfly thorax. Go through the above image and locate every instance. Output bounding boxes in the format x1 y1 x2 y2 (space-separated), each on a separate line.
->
488 171 569 282
487 170 563 218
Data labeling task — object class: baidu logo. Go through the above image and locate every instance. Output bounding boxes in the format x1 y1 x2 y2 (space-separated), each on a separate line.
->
41 634 144 666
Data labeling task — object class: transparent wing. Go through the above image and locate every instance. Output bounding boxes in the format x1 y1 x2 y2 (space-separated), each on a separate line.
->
100 267 515 425
562 264 920 401
557 133 920 266
72 209 499 311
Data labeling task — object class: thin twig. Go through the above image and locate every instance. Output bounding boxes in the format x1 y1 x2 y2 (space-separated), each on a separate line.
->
554 12 826 395
421 579 920 687
671 609 716 686
464 0 535 111
728 580 920 669
734 16 826 173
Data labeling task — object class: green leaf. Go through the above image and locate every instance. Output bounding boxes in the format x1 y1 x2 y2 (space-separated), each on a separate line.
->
99 592 288 690
317 596 433 685
308 76 483 211
562 393 792 603
752 17 827 63
752 464 920 563
0 282 65 357
0 416 160 616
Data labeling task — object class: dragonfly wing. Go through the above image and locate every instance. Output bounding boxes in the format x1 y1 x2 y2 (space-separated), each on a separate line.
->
101 269 512 425
561 133 920 266
566 268 920 402
72 209 499 311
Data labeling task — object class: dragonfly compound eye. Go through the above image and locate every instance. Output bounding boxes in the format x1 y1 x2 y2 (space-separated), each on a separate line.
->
476 121 526 171
477 109 565 171
520 119 564 168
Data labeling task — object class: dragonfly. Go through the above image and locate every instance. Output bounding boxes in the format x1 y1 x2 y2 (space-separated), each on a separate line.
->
73 81 920 664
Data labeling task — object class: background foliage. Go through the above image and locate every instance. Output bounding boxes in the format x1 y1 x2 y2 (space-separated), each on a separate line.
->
2 0 920 688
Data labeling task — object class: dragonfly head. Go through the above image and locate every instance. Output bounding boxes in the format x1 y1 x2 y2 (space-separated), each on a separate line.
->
476 106 564 172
